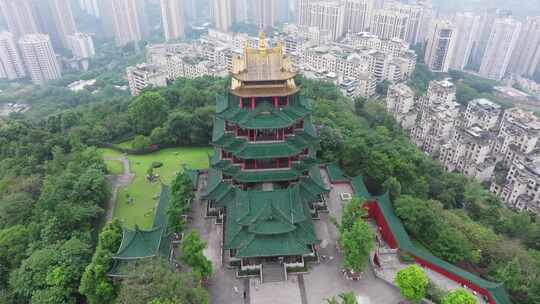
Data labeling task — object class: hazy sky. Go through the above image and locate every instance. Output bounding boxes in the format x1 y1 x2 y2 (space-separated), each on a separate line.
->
434 0 540 17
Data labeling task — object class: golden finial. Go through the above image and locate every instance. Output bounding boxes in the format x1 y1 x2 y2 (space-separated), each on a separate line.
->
258 32 267 52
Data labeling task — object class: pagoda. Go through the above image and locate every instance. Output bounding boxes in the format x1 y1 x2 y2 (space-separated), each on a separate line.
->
203 33 329 275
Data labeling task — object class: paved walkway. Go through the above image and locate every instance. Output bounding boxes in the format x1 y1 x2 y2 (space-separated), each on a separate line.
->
104 156 134 223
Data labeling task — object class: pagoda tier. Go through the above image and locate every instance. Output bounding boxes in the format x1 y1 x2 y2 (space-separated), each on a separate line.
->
216 93 311 130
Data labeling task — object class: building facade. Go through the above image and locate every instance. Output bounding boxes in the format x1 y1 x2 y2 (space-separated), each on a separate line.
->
0 31 25 80
160 0 186 41
18 34 61 85
424 20 456 73
343 0 374 33
67 33 96 59
101 0 149 47
411 79 459 156
308 1 346 41
385 83 416 130
0 0 41 38
369 9 409 41
479 17 522 80
508 16 540 78
450 12 481 71
45 0 78 49
127 63 168 96
212 0 233 32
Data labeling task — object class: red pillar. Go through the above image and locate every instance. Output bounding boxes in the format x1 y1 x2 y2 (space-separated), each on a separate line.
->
239 98 243 109
251 97 255 110
254 159 257 170
276 158 280 168
242 160 245 170
273 96 278 108
288 157 292 168
286 96 289 107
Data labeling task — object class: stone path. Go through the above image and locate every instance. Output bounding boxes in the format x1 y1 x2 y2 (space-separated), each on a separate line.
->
104 155 134 223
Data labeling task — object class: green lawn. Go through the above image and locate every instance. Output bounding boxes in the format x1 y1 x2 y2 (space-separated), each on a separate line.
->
99 146 212 229
105 160 124 175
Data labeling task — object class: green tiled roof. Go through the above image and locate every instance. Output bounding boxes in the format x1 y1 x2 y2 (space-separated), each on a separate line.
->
212 125 318 160
112 185 172 261
216 94 312 130
350 177 511 304
223 185 323 258
327 162 349 183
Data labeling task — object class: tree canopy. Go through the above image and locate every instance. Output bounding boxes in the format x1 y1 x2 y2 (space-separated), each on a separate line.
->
395 265 429 302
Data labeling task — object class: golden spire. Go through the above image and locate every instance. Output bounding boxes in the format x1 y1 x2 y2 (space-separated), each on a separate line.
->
258 32 267 52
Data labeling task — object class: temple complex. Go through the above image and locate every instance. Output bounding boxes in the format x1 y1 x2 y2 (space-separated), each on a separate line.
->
202 33 329 276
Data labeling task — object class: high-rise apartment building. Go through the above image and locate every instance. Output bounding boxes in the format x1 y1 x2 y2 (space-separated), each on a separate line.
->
343 0 374 33
127 63 167 96
67 33 96 59
160 0 186 41
0 0 41 38
79 0 100 18
212 0 233 31
232 0 248 24
384 2 426 45
424 19 455 73
0 31 25 80
449 12 481 71
296 0 311 26
508 16 540 78
308 1 346 41
479 17 522 80
18 34 61 85
252 0 277 29
101 0 149 47
44 0 78 49
370 9 409 41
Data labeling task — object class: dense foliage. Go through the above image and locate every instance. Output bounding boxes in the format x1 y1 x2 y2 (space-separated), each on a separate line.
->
442 289 477 304
338 198 374 273
115 259 209 304
79 220 123 304
168 172 195 233
180 231 213 280
325 292 358 304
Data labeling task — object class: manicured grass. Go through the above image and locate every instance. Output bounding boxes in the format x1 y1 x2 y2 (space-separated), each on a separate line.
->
99 146 212 229
115 139 135 150
105 160 124 175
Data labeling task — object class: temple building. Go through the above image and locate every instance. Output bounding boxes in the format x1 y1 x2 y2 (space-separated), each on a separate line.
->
202 33 329 278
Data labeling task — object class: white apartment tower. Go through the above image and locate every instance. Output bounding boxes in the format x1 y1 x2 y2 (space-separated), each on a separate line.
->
344 0 374 33
101 0 149 47
0 0 41 38
384 2 426 45
508 16 540 78
450 12 481 71
369 9 409 41
308 1 346 41
160 0 186 41
46 0 78 49
479 17 522 80
424 20 456 73
212 0 233 32
0 31 25 80
127 63 167 96
386 83 416 130
67 33 96 59
232 0 248 24
78 0 100 18
296 0 311 26
252 0 277 29
18 34 61 85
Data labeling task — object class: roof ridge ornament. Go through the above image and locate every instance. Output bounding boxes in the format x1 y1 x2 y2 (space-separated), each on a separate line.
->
258 31 267 53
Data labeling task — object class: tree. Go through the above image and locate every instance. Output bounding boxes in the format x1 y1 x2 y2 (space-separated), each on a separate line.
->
168 172 195 233
180 231 213 280
0 225 30 287
340 197 367 232
395 265 429 303
132 135 152 153
382 177 402 201
128 92 169 135
442 289 476 304
116 259 208 304
340 221 374 273
79 220 123 304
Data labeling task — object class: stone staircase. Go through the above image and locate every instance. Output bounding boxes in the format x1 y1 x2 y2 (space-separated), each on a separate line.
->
261 263 285 283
